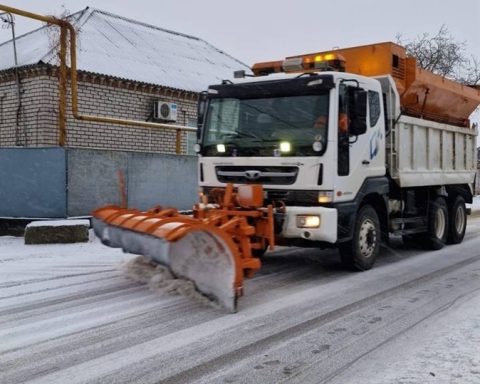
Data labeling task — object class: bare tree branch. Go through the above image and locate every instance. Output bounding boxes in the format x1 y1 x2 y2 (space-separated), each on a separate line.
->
396 25 479 85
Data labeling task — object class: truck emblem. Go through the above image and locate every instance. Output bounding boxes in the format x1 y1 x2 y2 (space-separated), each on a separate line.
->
245 170 261 180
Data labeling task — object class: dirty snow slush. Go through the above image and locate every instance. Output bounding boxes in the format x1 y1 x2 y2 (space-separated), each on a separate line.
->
1 221 480 383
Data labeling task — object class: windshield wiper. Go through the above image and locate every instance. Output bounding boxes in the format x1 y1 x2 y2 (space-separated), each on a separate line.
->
222 131 260 140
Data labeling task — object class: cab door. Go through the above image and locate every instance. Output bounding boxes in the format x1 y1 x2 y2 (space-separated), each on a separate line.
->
335 83 386 202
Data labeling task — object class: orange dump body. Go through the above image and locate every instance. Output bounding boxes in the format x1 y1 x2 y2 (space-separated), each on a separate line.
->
256 42 480 127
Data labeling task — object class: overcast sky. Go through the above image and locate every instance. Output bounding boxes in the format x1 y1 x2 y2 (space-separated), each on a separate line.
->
1 0 479 125
1 0 479 65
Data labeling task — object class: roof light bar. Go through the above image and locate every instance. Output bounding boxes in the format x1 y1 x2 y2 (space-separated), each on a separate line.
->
282 57 303 72
252 53 346 76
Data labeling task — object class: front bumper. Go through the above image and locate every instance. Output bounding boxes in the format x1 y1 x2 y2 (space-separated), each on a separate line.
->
281 206 337 243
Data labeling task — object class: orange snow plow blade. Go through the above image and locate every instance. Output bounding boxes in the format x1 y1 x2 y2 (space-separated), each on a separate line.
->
92 184 275 312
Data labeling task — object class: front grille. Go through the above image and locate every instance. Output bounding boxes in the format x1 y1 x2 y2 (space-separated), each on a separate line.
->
266 190 290 201
264 189 320 206
216 166 298 185
202 187 321 206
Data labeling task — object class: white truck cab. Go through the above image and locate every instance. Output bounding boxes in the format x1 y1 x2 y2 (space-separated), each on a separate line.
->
195 45 479 270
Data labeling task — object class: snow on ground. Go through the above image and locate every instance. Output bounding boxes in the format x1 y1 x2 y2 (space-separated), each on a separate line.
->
1 218 480 383
329 289 480 384
466 195 480 215
121 256 221 309
326 209 480 384
26 219 90 228
0 230 132 282
0 230 214 308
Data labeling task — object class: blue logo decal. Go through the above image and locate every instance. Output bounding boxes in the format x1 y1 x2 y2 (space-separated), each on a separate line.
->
369 130 383 160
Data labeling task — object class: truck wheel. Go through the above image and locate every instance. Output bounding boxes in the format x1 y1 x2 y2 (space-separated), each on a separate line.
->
339 205 380 271
447 196 466 244
422 196 448 250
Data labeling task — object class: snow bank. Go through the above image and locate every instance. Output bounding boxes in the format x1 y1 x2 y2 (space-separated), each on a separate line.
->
26 219 90 228
120 256 220 310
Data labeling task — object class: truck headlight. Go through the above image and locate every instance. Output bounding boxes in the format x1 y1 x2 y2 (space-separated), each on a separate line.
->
296 215 320 228
280 141 291 153
318 191 333 204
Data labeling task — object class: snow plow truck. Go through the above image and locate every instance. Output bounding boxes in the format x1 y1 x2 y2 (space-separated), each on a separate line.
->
93 42 480 312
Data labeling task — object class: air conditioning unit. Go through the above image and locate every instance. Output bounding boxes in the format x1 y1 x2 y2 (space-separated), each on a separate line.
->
154 101 178 122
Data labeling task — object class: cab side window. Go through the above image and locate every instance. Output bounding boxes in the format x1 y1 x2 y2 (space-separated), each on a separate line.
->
368 91 381 127
338 84 349 176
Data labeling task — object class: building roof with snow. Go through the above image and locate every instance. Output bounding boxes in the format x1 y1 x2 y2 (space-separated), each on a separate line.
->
0 7 249 92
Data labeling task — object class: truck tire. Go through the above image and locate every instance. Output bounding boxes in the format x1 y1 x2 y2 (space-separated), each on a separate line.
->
447 196 466 244
421 196 448 250
339 205 380 271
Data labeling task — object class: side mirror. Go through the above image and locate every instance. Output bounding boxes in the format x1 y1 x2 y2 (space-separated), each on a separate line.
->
197 91 208 139
348 88 367 136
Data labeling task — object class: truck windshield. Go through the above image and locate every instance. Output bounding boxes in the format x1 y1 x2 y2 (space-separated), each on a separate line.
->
201 94 329 156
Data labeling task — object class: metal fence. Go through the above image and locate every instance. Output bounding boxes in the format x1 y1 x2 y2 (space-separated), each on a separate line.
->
0 147 198 218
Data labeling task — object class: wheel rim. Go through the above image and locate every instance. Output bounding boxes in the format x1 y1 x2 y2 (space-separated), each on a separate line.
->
454 205 465 234
359 218 377 258
434 207 446 239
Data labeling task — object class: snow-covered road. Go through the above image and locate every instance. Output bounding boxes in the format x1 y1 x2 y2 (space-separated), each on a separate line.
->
1 218 480 383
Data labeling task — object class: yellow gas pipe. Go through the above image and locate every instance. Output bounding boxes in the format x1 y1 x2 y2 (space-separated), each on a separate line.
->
0 5 195 150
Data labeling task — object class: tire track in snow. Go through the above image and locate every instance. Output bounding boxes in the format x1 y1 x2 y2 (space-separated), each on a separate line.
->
156 255 480 384
17 253 480 384
0 269 116 288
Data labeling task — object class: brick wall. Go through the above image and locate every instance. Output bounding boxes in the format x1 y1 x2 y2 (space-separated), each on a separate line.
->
0 70 57 147
0 65 198 154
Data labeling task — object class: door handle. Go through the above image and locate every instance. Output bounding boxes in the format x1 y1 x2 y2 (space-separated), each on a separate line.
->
362 160 370 165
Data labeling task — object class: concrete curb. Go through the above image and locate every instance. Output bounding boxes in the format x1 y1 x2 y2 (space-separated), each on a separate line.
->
24 219 90 244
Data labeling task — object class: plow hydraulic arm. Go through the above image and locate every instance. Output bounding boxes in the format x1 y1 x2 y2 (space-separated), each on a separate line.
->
92 184 276 312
